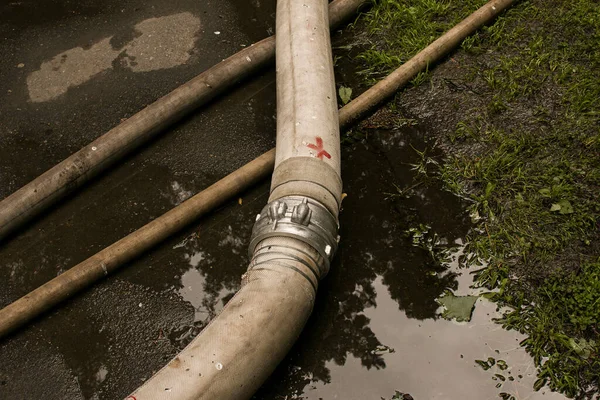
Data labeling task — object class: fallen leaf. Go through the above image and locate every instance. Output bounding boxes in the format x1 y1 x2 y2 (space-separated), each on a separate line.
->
338 86 352 105
437 293 478 322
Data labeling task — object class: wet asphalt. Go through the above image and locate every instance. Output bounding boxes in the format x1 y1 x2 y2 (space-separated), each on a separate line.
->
0 1 567 399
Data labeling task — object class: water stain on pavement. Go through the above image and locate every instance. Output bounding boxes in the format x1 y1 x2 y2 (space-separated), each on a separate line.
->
27 12 202 102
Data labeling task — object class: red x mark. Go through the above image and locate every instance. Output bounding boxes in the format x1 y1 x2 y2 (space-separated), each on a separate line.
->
307 137 331 160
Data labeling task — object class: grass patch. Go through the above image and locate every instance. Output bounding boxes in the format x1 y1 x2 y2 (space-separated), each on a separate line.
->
356 0 488 81
354 0 600 397
500 261 600 397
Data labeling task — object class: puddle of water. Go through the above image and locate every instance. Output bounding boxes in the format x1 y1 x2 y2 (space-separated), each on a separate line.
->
305 275 565 400
253 128 567 400
26 12 201 102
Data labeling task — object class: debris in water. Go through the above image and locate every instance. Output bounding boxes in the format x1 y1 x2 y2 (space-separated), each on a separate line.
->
437 293 478 322
371 344 396 355
475 359 492 371
496 360 508 371
384 391 414 400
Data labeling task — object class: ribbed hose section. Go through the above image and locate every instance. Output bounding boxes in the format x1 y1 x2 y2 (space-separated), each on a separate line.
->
248 236 327 294
126 237 323 400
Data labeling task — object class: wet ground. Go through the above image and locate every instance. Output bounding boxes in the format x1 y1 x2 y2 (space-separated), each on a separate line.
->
0 1 568 399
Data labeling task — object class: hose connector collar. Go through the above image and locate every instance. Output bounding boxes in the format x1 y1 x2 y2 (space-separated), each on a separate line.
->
249 196 339 274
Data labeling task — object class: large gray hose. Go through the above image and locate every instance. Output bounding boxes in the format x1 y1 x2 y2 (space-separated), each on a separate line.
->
0 0 367 242
128 1 341 399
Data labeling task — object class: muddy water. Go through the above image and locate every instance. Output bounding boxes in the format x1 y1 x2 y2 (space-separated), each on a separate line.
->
0 1 566 399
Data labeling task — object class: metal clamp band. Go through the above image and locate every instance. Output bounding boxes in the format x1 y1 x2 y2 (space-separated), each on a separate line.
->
249 196 340 269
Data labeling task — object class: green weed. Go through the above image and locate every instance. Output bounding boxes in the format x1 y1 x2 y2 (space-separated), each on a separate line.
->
499 261 600 397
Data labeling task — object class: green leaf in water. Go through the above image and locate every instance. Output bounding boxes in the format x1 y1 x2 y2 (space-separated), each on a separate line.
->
437 293 478 322
338 86 352 105
558 199 574 214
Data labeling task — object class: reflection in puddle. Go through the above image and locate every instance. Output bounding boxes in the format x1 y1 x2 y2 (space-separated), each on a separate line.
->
302 130 567 399
178 248 233 323
218 225 245 254
307 275 565 400
94 365 108 384
167 181 194 206
175 212 251 322
179 265 209 322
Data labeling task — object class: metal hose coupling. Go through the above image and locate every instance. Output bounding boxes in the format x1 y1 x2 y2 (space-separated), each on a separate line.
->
249 195 339 275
